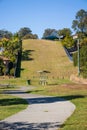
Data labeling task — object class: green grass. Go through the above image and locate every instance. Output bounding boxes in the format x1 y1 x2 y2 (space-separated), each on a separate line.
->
27 83 87 130
0 39 77 86
0 77 28 87
21 39 77 79
0 80 28 121
0 39 86 129
0 94 28 120
60 97 87 130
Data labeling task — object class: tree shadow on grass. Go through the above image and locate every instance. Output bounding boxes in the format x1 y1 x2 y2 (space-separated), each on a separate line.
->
2 89 85 105
0 121 61 130
22 50 34 61
60 95 86 101
0 98 28 106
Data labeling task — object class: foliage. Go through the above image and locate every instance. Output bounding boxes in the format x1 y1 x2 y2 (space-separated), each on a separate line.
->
17 27 32 39
58 28 72 37
73 52 78 66
62 35 74 48
42 28 57 39
73 44 87 78
23 33 38 39
80 45 87 78
80 37 87 46
72 9 87 36
0 36 22 76
0 29 13 39
72 9 87 77
1 37 22 62
58 28 74 48
0 59 4 75
17 27 38 39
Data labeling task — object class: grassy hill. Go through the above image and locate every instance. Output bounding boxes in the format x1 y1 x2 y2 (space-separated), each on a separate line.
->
21 39 77 80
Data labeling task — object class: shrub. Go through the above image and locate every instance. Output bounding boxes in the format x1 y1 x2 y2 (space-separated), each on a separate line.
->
73 44 87 78
73 52 78 66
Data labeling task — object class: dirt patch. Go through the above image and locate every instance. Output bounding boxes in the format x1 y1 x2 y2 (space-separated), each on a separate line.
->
70 74 87 84
61 84 87 90
47 83 87 95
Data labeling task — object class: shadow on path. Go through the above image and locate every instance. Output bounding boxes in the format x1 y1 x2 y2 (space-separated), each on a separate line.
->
3 89 85 105
0 88 80 130
26 95 84 104
0 121 60 130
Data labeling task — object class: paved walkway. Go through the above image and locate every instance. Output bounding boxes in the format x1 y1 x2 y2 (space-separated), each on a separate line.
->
0 86 75 130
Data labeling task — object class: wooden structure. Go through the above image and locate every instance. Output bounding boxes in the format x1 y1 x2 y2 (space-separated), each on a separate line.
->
37 70 50 86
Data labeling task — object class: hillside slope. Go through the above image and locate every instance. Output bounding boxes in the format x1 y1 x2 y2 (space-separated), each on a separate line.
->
21 39 77 79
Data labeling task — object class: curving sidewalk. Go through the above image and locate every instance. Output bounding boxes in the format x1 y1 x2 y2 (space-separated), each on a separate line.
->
0 86 75 130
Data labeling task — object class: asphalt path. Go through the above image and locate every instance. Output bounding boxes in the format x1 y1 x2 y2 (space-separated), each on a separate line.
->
0 86 75 130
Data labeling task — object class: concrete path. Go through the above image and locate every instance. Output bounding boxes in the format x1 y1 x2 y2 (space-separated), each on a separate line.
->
0 86 75 130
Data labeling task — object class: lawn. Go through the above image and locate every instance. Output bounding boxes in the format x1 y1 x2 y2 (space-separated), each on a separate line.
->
21 39 77 80
0 39 77 86
0 86 28 120
27 83 87 130
0 77 27 86
0 39 86 129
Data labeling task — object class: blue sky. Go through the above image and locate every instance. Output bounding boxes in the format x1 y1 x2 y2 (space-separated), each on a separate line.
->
0 0 87 38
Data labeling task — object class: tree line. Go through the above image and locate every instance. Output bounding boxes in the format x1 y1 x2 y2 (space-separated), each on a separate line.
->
0 9 87 45
0 27 38 40
0 9 87 78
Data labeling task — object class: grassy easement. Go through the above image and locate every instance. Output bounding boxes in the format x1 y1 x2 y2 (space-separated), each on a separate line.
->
27 83 87 130
0 94 28 120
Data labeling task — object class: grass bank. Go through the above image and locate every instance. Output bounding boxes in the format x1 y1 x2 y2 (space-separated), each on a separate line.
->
21 39 77 79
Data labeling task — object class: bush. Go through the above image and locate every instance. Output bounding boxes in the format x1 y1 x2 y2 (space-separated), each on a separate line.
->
0 59 4 75
73 45 87 78
10 68 15 76
73 52 78 66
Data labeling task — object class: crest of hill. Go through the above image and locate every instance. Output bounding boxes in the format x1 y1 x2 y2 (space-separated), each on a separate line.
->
21 39 77 79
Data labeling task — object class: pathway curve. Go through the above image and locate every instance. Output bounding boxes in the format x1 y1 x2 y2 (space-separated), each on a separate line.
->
0 86 75 130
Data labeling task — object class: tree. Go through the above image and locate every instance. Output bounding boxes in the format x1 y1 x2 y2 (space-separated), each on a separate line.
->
33 34 38 39
0 59 4 75
18 27 32 39
42 28 57 38
62 35 74 48
80 37 87 46
23 33 38 39
73 44 87 78
72 9 87 36
58 28 72 37
0 36 22 76
58 28 74 48
1 36 22 62
0 29 13 39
